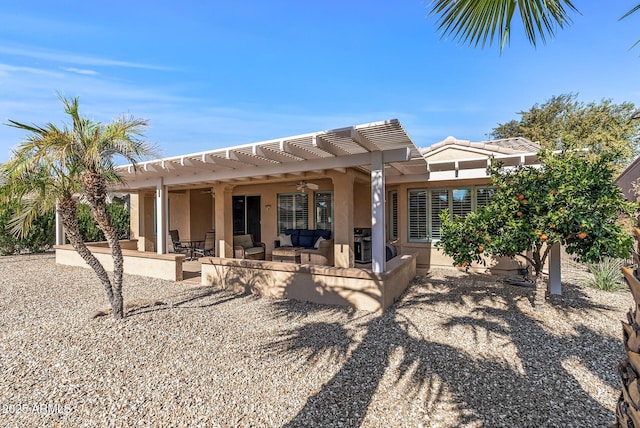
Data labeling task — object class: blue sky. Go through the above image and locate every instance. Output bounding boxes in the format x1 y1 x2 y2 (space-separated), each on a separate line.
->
1 1 639 163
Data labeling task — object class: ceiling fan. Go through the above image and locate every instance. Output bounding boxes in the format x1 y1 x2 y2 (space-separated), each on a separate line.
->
294 181 319 193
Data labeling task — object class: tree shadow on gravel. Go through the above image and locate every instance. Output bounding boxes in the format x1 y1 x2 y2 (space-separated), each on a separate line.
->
126 286 253 317
265 271 622 427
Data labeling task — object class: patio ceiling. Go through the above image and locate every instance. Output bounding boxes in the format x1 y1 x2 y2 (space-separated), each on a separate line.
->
114 119 427 190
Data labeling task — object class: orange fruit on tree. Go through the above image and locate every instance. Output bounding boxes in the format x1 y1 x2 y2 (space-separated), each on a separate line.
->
578 231 587 239
516 211 523 217
540 233 548 242
550 189 558 195
478 245 484 253
517 193 525 200
521 199 528 204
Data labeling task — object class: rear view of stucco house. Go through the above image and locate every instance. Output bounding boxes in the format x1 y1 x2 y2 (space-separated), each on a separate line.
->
56 119 544 310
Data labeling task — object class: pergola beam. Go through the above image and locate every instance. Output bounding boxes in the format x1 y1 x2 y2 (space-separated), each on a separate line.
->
158 148 410 187
313 135 349 157
351 128 381 151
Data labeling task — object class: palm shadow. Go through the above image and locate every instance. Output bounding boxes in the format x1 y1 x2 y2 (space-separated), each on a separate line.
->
264 269 622 427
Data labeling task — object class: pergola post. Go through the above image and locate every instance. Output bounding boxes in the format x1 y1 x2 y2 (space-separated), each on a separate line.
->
549 242 562 295
156 178 167 254
214 183 234 258
371 151 385 273
55 202 65 245
330 171 355 268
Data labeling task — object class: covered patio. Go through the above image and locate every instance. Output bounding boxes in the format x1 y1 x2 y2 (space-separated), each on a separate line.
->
64 119 427 310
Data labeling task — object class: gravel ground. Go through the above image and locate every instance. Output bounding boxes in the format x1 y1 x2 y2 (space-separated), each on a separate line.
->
0 252 630 427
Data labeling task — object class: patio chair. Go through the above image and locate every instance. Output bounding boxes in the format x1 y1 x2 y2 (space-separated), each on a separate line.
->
169 229 189 255
193 231 215 258
233 234 266 260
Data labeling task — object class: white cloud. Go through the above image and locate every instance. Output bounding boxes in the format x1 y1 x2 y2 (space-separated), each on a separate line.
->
0 44 171 71
62 67 99 76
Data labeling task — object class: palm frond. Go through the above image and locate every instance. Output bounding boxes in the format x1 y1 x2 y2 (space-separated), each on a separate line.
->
619 4 640 49
428 0 579 51
620 4 640 20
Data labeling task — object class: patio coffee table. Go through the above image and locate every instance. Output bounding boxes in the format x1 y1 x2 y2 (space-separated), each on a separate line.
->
272 247 303 264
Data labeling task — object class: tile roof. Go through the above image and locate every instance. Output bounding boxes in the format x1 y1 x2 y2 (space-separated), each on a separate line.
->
420 136 540 156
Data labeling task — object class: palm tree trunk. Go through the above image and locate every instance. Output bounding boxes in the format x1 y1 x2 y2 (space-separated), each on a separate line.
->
58 198 116 307
615 230 640 426
83 172 124 319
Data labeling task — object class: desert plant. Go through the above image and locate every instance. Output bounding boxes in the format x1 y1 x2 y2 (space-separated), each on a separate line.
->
585 257 625 291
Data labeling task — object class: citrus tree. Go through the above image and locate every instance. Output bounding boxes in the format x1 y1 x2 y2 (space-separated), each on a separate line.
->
437 148 636 306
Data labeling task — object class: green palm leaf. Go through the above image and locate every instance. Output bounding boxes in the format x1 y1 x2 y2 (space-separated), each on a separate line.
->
428 0 579 51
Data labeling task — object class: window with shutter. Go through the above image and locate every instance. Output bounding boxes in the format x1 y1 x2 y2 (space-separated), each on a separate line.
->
430 189 448 240
388 191 398 240
408 190 428 241
476 187 496 208
451 189 472 217
278 193 308 234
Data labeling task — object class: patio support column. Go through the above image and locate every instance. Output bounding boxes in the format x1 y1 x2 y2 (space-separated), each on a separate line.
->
213 183 234 258
129 191 145 252
156 178 168 254
55 202 65 245
371 151 386 273
548 242 562 295
329 170 355 268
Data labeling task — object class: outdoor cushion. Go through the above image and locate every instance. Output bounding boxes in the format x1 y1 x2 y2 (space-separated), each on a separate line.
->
300 239 334 266
245 247 265 256
285 229 301 247
279 234 293 247
314 236 326 249
284 228 332 249
234 234 253 249
298 230 316 248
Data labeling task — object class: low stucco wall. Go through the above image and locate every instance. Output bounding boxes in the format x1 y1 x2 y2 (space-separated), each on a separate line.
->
55 242 185 282
399 242 524 276
200 253 417 312
81 239 139 250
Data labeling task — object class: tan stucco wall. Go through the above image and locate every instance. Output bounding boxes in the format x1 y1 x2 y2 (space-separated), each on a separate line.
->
353 182 372 228
200 252 416 312
189 190 213 240
169 191 191 239
55 243 185 281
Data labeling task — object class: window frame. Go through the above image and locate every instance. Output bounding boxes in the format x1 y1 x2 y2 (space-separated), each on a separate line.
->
388 190 398 241
313 191 333 232
277 192 309 234
407 186 495 243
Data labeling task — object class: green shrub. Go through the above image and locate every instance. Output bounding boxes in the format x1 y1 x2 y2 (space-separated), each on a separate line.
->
0 198 129 254
0 209 16 255
77 199 130 242
586 257 625 291
0 208 55 255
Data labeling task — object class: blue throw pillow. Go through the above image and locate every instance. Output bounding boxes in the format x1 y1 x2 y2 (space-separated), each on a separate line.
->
299 229 315 248
285 229 300 247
